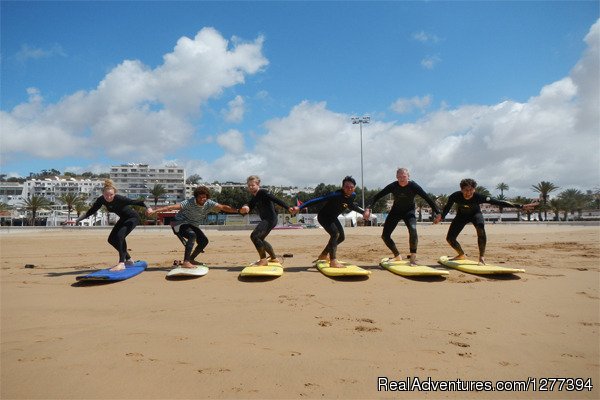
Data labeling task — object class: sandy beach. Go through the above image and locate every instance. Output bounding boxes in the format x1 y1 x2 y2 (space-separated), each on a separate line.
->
1 223 599 399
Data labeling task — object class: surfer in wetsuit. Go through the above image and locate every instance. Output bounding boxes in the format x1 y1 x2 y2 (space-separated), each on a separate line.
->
435 178 537 265
73 179 148 271
364 168 440 266
292 176 368 268
239 175 294 266
147 186 239 268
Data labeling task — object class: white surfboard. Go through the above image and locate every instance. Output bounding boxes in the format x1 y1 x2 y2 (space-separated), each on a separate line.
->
166 265 209 278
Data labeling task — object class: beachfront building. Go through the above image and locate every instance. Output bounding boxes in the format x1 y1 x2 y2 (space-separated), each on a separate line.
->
0 182 24 207
0 177 105 226
20 177 104 204
110 163 185 205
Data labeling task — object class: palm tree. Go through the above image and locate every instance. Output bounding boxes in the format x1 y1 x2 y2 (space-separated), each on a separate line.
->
558 189 588 220
21 195 52 226
532 181 559 221
58 192 86 221
549 198 564 221
149 184 168 207
475 186 491 197
415 196 426 222
496 182 509 197
75 201 90 221
436 194 449 215
512 196 534 221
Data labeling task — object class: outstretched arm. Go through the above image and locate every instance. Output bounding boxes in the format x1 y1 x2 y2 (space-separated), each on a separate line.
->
147 203 182 216
215 203 240 214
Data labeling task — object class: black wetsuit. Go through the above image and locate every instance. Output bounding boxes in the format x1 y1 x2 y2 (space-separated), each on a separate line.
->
441 192 522 257
299 190 364 260
367 181 440 256
246 189 289 259
79 195 147 262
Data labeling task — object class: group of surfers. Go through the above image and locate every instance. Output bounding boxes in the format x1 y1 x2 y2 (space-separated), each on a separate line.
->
72 169 537 272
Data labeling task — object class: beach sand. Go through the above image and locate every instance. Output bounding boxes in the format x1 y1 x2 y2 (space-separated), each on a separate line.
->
1 223 599 399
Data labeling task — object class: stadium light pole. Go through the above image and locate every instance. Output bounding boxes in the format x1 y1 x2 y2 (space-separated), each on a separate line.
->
351 116 370 209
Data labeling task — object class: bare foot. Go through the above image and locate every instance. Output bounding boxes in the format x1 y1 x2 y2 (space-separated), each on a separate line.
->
253 259 269 266
181 261 196 269
450 254 466 261
109 262 126 271
391 255 403 261
329 260 344 268
190 260 205 266
124 259 134 266
313 255 329 263
409 254 417 266
268 257 281 264
478 257 486 266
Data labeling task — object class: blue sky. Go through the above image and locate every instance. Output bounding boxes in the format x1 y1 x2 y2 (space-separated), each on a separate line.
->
1 1 599 197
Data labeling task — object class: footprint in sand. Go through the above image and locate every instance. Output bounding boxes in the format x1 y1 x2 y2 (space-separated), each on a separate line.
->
355 325 381 332
449 341 470 348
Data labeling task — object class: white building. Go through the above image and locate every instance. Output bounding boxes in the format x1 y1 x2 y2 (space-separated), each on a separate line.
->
20 177 104 204
110 163 185 204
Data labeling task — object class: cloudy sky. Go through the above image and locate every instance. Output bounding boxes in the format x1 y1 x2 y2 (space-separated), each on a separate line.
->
1 1 598 198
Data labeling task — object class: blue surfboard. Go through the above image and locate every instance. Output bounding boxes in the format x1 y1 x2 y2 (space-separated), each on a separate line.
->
76 261 147 282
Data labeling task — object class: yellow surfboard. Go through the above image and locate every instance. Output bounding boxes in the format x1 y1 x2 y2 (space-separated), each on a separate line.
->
438 256 525 275
314 260 370 277
380 258 449 277
240 261 284 277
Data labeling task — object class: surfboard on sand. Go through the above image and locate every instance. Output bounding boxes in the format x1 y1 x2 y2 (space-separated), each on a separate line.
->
167 264 209 278
240 261 284 277
314 260 370 277
76 260 147 282
380 258 449 277
438 256 525 275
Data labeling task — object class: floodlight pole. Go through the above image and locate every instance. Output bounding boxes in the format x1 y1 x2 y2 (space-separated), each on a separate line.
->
351 116 370 209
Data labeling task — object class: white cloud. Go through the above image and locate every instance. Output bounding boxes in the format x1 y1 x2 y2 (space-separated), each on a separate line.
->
0 27 267 164
390 95 432 114
216 129 245 154
222 95 245 123
198 20 599 197
3 20 599 199
15 43 66 62
421 55 441 70
412 31 440 43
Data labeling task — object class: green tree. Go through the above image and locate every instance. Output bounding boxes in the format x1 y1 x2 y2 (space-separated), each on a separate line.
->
58 193 86 221
558 189 588 220
214 187 247 209
475 186 491 197
21 195 52 225
532 181 559 221
512 196 534 221
548 198 565 221
496 182 509 197
149 183 168 207
75 201 89 219
186 174 202 185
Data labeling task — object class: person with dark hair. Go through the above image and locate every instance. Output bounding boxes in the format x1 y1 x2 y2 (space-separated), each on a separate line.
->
239 175 294 266
72 179 148 271
364 167 440 266
147 186 239 268
435 178 536 265
292 176 368 268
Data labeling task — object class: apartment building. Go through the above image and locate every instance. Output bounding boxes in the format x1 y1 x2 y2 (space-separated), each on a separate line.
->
110 163 185 204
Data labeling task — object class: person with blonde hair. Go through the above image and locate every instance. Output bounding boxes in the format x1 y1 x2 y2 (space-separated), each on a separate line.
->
364 168 440 266
74 179 148 271
239 175 294 266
